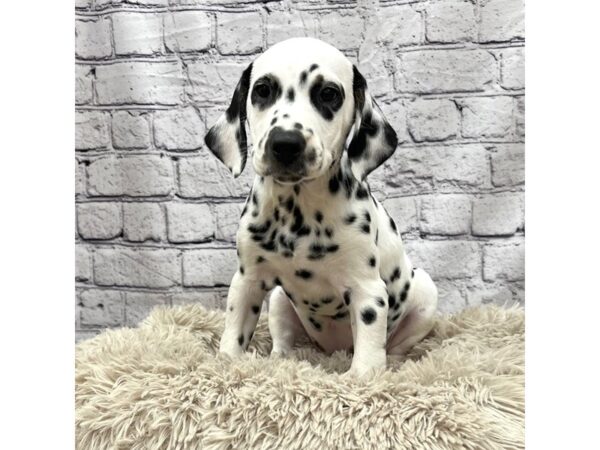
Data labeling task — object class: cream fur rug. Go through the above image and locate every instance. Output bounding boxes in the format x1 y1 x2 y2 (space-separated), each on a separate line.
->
76 304 524 450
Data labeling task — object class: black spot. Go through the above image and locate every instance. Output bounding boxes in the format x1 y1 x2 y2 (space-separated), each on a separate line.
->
364 211 371 223
247 220 271 235
326 244 339 253
375 229 379 245
256 256 265 263
333 310 348 320
390 217 397 233
388 294 396 308
321 297 334 304
315 229 321 237
294 122 303 130
343 290 352 306
400 291 408 302
251 74 283 110
274 208 280 221
309 74 344 121
271 117 278 126
309 63 319 72
229 306 233 311
336 302 344 310
274 277 282 286
303 300 309 305
240 266 245 275
251 305 260 314
309 317 322 331
294 184 300 195
361 307 377 325
361 224 371 234
283 113 289 118
390 267 401 282
344 213 357 225
299 71 307 85
315 211 323 223
412 268 415 278
310 302 320 308
356 185 369 199
392 313 400 321
291 207 304 233
238 334 244 346
261 240 277 252
287 87 295 102
261 281 268 291
297 225 311 237
325 228 334 239
375 297 385 307
295 269 313 279
329 175 340 193
368 256 376 267
252 192 258 206
284 196 294 212
283 251 293 258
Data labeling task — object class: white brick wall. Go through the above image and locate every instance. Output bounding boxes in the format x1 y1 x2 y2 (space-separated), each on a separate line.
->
75 0 525 341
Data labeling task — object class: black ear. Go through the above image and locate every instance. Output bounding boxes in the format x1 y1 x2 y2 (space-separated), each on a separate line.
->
204 63 253 177
347 65 398 181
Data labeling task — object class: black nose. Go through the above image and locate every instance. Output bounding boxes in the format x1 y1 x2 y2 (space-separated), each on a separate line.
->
267 128 305 165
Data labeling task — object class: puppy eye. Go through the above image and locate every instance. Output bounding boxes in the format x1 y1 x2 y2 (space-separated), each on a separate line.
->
320 87 338 103
254 83 271 99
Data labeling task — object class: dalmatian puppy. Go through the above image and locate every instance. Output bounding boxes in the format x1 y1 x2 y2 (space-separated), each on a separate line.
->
205 37 438 377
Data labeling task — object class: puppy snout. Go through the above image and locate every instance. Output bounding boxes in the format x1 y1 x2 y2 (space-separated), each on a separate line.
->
267 128 306 165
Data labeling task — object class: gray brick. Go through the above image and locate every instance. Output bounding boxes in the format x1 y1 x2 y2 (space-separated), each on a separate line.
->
425 1 477 43
77 202 122 239
491 144 524 187
381 197 418 235
420 195 471 235
94 247 181 288
97 0 168 5
479 0 525 43
125 292 170 326
186 61 246 104
266 10 318 46
75 65 93 105
435 281 467 315
500 47 525 90
183 248 237 287
75 111 110 150
396 49 496 94
472 193 523 236
217 12 262 55
215 202 244 242
405 240 481 279
172 290 227 309
164 11 212 52
515 96 525 137
384 145 490 193
407 98 460 142
75 18 112 59
76 330 100 343
111 111 151 149
79 289 124 327
88 155 175 197
76 245 92 282
166 203 215 243
467 284 517 307
154 107 204 151
483 241 524 281
460 96 514 139
319 11 365 51
123 202 166 242
96 62 184 105
112 12 163 56
354 49 392 98
75 160 86 196
379 101 409 144
75 0 92 7
371 5 421 47
178 153 254 198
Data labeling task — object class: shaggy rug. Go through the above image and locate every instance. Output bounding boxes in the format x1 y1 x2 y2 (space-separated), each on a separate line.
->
75 304 524 450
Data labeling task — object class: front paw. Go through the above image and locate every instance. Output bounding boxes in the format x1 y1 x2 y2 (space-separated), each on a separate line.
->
219 336 244 357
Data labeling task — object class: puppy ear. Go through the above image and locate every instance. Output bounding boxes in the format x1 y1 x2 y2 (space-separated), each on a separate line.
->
347 65 398 181
204 63 253 178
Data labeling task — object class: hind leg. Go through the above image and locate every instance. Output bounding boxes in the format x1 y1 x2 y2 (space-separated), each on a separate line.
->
387 268 438 356
268 287 306 356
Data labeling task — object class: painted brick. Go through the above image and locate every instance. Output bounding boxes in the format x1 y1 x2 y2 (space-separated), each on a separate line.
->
172 290 228 309
79 289 124 327
483 241 524 281
125 292 170 326
154 107 205 151
372 5 421 47
266 10 318 46
460 96 514 139
112 12 163 56
111 111 151 149
500 47 525 90
186 62 246 104
183 249 237 287
75 18 112 59
515 96 525 137
381 197 418 235
472 193 523 236
491 144 524 187
166 203 215 243
76 245 92 282
75 160 86 196
96 62 185 105
405 240 481 279
215 202 244 242
479 0 525 43
435 281 467 315
319 11 365 50
420 195 471 235
75 111 110 150
396 49 496 93
407 98 460 142
164 11 212 52
217 12 262 55
75 65 93 105
94 247 181 288
87 155 175 197
123 203 166 242
77 202 122 239
379 101 409 144
426 1 477 43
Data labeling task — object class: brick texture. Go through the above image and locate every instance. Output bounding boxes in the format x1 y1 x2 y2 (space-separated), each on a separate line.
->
75 0 525 341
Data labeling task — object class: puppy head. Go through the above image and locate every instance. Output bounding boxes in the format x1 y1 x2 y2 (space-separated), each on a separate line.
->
205 37 397 183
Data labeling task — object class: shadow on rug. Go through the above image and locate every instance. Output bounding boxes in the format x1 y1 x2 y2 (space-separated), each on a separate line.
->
76 304 524 450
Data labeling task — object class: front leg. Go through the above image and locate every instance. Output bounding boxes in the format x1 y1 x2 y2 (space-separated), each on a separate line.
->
346 279 389 376
220 270 265 357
